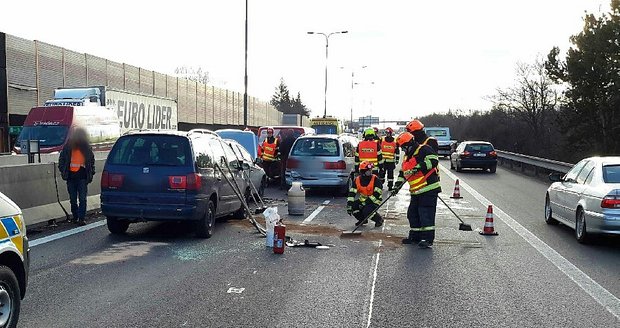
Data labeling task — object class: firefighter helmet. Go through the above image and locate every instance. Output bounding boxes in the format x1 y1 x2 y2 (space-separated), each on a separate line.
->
385 127 394 134
359 160 374 171
396 132 415 147
406 119 424 133
363 128 375 137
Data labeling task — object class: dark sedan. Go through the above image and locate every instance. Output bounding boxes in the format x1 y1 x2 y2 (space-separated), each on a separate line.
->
450 141 498 173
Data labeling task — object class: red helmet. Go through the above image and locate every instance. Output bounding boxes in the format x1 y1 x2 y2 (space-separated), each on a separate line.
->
360 160 374 171
396 132 414 147
385 127 394 134
406 119 424 133
373 127 379 134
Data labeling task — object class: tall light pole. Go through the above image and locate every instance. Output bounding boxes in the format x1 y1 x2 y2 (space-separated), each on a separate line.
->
243 0 248 127
339 65 367 131
307 30 348 118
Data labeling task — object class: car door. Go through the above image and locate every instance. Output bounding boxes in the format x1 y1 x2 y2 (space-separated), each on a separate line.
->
235 144 263 190
209 139 234 214
555 160 588 220
221 140 248 202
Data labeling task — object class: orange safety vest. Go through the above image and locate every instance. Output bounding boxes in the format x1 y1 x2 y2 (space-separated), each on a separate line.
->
70 149 85 172
358 140 379 166
402 146 437 194
381 138 397 162
261 138 278 161
355 175 377 203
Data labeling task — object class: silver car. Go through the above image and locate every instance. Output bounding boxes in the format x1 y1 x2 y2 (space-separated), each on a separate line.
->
545 156 620 243
224 139 267 198
285 134 357 194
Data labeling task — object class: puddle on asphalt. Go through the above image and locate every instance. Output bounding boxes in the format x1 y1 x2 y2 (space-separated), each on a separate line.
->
71 241 168 265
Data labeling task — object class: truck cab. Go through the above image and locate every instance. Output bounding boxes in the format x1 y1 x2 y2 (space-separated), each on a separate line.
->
423 127 457 157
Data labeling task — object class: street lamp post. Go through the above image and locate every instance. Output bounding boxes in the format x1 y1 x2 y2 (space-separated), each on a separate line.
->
307 30 348 118
243 0 248 127
340 65 367 131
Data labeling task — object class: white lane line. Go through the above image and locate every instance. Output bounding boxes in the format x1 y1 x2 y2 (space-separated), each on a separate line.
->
366 194 389 328
440 164 620 320
30 220 106 247
302 200 330 224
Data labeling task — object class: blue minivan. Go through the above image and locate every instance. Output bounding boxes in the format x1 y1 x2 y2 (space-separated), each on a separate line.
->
101 130 247 238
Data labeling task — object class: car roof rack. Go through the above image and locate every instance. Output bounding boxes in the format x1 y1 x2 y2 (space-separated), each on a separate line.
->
187 129 220 138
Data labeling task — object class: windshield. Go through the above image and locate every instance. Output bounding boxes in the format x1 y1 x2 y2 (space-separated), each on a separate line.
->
54 88 98 99
603 165 620 183
465 143 494 152
312 125 337 134
16 126 69 147
291 138 339 157
108 135 191 166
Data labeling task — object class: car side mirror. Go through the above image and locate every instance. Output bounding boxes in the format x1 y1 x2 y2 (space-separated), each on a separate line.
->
549 172 563 182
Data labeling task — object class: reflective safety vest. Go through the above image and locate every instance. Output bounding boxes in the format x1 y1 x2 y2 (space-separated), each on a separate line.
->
70 149 85 172
402 146 439 195
261 138 278 161
381 138 397 162
358 140 379 166
355 175 380 204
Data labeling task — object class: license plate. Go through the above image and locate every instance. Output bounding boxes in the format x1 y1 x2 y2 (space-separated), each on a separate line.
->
473 153 486 157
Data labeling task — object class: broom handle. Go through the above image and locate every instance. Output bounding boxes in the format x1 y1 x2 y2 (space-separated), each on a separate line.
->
351 191 395 233
437 195 466 224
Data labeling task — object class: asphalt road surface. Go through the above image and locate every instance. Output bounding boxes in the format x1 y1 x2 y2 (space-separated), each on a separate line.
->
19 160 620 327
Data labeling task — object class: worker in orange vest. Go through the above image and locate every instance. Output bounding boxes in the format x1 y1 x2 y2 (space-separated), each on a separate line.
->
355 128 383 174
347 161 384 227
393 132 441 248
58 128 95 226
260 127 281 179
379 127 400 191
406 119 439 153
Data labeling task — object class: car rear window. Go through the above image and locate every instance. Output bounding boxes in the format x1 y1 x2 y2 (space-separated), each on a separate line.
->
425 129 447 137
291 138 340 157
465 143 494 152
603 165 620 183
108 135 191 166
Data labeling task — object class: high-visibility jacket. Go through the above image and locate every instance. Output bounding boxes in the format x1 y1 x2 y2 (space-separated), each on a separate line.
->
70 149 85 172
355 140 383 170
261 138 279 161
397 145 440 195
381 137 399 163
347 175 383 209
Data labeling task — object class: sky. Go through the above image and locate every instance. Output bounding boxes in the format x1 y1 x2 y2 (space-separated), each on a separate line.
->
0 0 610 121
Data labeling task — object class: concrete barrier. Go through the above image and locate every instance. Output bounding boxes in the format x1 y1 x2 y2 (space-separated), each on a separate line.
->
0 151 109 167
0 159 105 225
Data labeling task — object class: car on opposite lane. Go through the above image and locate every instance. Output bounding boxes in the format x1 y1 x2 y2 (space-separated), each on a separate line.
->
285 134 356 194
545 156 620 243
101 130 247 238
450 141 498 173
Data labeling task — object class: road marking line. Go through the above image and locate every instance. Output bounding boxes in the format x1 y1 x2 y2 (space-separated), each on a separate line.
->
30 220 106 247
366 242 381 328
302 200 330 224
440 164 620 320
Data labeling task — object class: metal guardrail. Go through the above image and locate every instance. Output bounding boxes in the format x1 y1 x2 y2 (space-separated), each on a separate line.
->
496 150 574 174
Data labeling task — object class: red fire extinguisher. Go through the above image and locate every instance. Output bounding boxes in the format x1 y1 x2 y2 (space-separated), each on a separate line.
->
273 223 286 254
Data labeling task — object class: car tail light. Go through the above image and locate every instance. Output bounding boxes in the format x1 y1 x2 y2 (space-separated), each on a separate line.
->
169 174 202 190
461 151 471 158
489 151 497 157
186 173 202 190
102 171 125 189
601 195 620 208
287 158 299 169
324 160 346 170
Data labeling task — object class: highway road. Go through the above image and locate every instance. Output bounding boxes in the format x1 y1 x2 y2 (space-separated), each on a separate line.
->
18 160 620 327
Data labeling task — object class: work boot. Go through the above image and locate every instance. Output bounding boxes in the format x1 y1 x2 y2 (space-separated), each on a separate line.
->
77 220 86 227
401 238 419 245
355 219 368 227
372 214 384 227
374 219 384 227
418 240 432 249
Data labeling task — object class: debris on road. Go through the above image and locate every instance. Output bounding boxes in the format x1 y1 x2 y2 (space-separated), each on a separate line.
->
227 287 245 294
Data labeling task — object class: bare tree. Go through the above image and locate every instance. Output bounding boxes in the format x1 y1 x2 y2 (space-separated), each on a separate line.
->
491 58 558 139
174 66 210 84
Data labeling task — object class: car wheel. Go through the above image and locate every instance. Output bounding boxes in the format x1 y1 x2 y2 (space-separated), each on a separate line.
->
544 195 558 225
340 175 353 196
575 209 589 243
0 266 20 328
489 165 497 173
107 217 129 234
196 200 216 238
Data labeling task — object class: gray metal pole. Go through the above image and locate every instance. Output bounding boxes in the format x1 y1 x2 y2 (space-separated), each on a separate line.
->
323 35 329 118
243 0 249 127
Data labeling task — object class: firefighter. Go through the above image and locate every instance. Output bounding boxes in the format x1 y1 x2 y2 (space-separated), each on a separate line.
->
379 127 400 191
406 119 439 153
355 128 383 175
260 127 281 179
347 161 384 227
393 132 441 249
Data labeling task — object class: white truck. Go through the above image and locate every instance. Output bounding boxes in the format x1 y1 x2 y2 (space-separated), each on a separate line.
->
423 127 457 157
45 86 178 134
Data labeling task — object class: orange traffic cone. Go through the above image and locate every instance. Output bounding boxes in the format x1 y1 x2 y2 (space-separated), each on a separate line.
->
479 205 498 235
450 179 463 199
